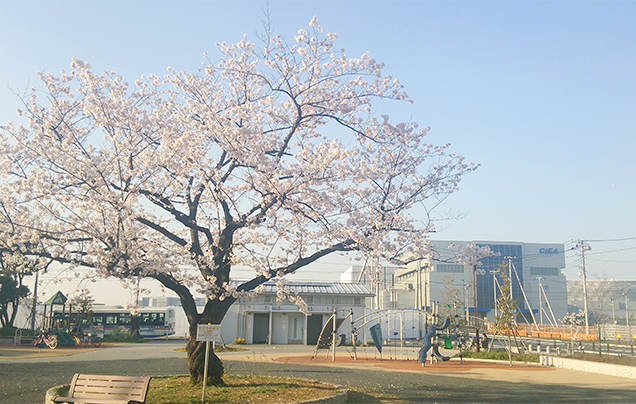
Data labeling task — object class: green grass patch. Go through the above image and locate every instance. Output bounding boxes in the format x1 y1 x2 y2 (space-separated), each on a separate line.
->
145 375 340 404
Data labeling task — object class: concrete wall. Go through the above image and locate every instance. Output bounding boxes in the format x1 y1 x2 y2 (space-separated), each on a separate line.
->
540 355 636 379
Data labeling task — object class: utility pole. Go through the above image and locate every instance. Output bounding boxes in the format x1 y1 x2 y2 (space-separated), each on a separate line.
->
30 270 39 330
472 264 479 327
575 240 591 335
537 277 544 327
611 297 616 324
416 261 421 310
507 258 513 300
624 290 630 329
423 264 427 312
462 280 469 323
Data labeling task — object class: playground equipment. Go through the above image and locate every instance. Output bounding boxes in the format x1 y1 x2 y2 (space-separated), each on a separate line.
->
311 307 458 364
418 316 451 365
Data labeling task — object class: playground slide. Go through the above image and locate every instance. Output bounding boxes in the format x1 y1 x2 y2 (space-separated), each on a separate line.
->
369 323 382 353
432 345 450 361
418 317 451 364
437 316 451 331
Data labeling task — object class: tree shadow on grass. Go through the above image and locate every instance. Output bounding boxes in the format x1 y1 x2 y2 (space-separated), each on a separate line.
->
346 390 382 403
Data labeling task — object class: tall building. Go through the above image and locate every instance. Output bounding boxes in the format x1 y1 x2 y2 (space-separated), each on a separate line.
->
340 263 399 309
391 240 568 323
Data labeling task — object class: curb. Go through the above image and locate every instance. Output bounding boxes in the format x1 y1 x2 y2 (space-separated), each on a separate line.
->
291 385 348 404
44 384 65 404
44 380 348 404
540 355 636 379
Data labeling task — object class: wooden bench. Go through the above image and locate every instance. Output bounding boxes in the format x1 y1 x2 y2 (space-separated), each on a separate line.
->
52 374 151 404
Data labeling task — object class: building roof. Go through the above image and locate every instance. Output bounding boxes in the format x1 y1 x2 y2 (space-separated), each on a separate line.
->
44 291 68 306
251 281 374 297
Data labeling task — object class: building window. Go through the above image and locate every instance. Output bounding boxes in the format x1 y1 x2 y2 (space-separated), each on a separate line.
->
354 297 361 306
305 296 313 304
529 267 559 276
263 295 272 303
436 264 464 273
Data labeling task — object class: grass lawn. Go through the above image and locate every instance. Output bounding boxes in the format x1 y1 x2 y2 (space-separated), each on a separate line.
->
145 375 341 404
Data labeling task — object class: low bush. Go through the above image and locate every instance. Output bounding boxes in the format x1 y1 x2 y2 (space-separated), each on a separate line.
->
0 327 36 337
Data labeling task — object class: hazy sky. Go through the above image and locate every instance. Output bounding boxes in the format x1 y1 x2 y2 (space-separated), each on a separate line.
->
1 1 635 305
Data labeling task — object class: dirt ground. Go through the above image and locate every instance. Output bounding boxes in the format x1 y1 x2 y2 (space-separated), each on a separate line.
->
278 354 551 373
3 342 636 404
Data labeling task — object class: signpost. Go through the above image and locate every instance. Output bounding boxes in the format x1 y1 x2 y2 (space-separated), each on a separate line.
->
196 324 221 403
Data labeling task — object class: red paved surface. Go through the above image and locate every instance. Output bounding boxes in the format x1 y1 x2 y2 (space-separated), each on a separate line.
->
275 354 552 373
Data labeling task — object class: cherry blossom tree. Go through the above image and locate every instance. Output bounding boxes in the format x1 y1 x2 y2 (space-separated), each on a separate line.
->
0 18 476 384
448 242 496 330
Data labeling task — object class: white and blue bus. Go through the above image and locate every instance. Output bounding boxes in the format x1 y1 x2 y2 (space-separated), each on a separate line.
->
59 307 176 338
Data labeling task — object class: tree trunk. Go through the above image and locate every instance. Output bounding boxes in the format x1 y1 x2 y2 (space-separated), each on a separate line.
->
186 325 224 385
183 297 235 385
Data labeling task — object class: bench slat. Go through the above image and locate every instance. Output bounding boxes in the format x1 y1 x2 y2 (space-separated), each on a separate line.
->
53 373 151 404
53 398 131 404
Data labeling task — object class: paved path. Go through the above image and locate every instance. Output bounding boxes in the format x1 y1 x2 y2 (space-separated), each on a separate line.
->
1 341 635 403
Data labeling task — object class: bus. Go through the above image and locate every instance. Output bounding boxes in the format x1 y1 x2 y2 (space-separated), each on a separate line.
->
56 307 176 338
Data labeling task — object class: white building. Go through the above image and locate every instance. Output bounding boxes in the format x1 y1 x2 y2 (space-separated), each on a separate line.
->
567 279 636 325
390 240 568 324
167 281 373 345
339 263 399 310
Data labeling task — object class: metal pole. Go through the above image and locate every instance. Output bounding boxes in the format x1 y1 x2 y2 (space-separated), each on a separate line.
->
350 308 357 360
202 341 210 403
537 277 544 326
491 270 497 319
472 264 478 326
31 270 39 330
463 281 469 323
416 261 421 310
332 309 337 361
400 311 404 360
424 273 428 314
576 241 591 334
625 291 630 329
508 259 513 300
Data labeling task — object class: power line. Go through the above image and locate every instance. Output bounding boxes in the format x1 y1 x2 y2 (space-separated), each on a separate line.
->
585 236 636 243
585 246 636 255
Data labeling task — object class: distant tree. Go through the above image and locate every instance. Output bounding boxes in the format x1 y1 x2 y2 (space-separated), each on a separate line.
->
0 18 475 384
0 252 31 328
494 261 516 332
561 309 586 326
587 275 614 324
70 288 95 331
448 242 497 325
494 260 517 363
439 273 463 322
